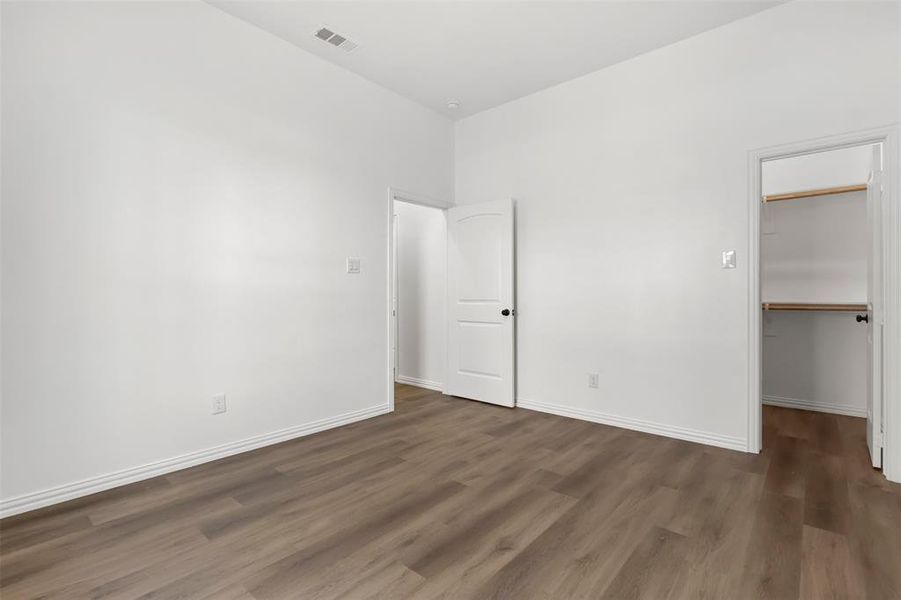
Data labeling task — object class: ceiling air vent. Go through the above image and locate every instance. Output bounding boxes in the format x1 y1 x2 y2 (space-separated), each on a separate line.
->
313 27 358 53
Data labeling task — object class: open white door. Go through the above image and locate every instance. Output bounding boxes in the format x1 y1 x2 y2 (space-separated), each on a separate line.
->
446 199 515 407
867 145 884 468
392 212 399 381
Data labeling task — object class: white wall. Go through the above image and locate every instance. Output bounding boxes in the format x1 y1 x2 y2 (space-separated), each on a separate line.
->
763 312 867 416
395 201 446 389
762 144 874 197
761 144 872 303
454 0 900 449
761 146 873 417
0 1 453 513
761 191 868 303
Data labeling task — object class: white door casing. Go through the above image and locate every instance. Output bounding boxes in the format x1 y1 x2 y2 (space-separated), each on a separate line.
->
445 199 515 407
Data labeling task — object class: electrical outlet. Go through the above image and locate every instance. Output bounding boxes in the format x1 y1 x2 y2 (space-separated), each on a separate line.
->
588 373 599 389
212 393 227 415
346 257 361 274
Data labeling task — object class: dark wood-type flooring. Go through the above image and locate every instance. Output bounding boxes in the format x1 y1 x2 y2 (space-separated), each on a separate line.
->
1 384 900 599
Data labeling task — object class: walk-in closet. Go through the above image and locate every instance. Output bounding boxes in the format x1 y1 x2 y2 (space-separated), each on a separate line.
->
761 143 884 468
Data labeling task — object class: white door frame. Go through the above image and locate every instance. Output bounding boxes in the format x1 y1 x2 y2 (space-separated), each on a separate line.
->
386 187 452 412
747 124 901 483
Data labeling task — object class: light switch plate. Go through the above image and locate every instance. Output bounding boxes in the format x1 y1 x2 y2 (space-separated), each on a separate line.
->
346 257 361 274
722 250 736 269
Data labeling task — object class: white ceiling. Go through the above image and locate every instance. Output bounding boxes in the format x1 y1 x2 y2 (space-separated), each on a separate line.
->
209 1 783 119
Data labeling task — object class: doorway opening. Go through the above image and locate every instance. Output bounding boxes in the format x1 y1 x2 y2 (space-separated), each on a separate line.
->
393 199 447 393
387 189 517 411
386 189 451 412
748 126 900 483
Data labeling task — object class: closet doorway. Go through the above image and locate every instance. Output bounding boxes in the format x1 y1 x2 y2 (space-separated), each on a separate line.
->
749 127 901 483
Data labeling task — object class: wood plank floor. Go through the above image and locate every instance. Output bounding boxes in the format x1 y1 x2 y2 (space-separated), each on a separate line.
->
2 383 900 599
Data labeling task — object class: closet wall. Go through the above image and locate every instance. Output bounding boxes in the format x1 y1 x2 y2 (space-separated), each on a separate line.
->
761 145 873 417
395 202 446 390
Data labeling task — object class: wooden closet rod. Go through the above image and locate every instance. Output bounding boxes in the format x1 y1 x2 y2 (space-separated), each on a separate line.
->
762 183 867 203
761 302 867 312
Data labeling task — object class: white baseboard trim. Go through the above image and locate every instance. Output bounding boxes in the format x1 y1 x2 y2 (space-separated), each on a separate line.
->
516 398 747 452
0 403 391 519
395 375 443 392
762 395 867 418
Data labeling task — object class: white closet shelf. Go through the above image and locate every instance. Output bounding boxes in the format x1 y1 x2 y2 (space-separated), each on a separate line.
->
762 183 867 203
761 302 867 312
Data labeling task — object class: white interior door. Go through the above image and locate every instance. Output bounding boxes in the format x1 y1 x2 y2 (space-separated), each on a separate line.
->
445 199 515 407
867 145 884 468
392 212 399 381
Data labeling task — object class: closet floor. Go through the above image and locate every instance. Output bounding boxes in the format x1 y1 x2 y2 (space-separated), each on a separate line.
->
1 384 899 599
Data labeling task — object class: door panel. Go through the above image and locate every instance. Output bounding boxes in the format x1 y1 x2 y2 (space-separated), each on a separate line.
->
446 200 515 407
867 144 884 468
457 322 504 377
